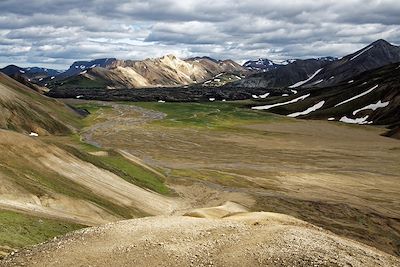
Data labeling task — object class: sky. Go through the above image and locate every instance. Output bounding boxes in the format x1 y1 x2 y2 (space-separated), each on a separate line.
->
0 0 399 69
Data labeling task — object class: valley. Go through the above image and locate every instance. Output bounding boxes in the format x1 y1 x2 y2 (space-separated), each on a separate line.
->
0 89 399 265
61 99 400 256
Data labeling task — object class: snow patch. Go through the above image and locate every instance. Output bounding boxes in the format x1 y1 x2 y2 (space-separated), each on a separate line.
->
252 95 259 99
51 76 55 79
80 70 87 75
339 115 371 124
29 132 39 137
328 117 335 121
19 70 25 73
76 95 83 99
312 79 324 85
289 68 323 88
282 94 289 96
350 45 373 61
259 92 270 98
348 80 354 84
287 101 325 117
209 98 215 101
335 85 378 107
158 100 165 103
252 94 310 110
353 100 389 115
290 90 297 94
39 78 43 81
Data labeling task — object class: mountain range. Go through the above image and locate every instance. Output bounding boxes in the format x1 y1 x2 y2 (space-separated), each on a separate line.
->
0 65 61 81
243 57 337 73
234 39 400 89
1 55 245 90
240 39 400 134
1 39 400 133
234 57 336 88
2 39 398 92
250 62 400 126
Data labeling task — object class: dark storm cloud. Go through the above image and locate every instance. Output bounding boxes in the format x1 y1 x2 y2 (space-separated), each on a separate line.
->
0 0 399 68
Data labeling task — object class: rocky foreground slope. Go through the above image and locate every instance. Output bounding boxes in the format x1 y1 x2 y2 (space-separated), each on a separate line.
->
2 203 399 267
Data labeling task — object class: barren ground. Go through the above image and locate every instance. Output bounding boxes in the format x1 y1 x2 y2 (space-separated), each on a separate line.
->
2 203 399 267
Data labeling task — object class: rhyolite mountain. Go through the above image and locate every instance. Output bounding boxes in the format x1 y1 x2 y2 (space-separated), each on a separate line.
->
48 55 246 89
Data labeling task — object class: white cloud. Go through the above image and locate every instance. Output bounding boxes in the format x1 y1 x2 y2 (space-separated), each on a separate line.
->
0 0 399 69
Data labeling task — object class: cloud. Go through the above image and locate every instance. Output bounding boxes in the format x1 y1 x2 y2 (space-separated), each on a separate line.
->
0 0 399 69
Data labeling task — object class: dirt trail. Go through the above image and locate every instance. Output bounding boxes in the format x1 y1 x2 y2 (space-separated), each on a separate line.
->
118 149 166 178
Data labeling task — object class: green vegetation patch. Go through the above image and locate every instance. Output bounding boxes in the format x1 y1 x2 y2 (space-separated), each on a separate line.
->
57 76 107 89
69 102 113 127
71 102 112 114
0 210 83 255
135 101 280 129
0 163 143 219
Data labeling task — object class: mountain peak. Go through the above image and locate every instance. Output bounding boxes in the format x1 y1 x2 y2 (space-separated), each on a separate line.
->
371 39 393 46
162 54 178 60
